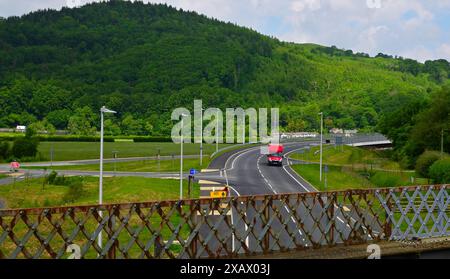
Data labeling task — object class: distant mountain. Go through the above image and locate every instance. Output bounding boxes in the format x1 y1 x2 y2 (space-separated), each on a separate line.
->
0 1 449 135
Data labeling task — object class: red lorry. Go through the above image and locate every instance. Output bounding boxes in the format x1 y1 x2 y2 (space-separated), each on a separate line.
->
267 144 284 166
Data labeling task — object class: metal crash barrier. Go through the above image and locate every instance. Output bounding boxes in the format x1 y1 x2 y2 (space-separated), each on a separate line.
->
0 185 449 259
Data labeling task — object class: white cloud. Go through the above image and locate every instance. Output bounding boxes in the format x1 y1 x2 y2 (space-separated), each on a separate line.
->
291 0 321 13
1 0 449 62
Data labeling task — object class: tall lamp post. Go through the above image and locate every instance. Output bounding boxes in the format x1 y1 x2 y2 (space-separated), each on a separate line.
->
98 106 116 249
180 113 188 200
216 109 220 153
319 112 323 182
200 107 204 167
242 114 246 145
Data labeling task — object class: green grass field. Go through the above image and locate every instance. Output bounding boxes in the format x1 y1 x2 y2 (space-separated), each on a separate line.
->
291 164 374 191
290 145 401 170
0 176 199 209
32 157 210 172
36 142 231 161
291 164 417 191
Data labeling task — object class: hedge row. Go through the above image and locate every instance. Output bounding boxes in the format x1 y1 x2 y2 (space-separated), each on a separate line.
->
0 135 173 143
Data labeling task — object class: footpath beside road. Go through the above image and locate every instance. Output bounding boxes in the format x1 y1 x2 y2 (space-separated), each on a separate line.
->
0 154 201 168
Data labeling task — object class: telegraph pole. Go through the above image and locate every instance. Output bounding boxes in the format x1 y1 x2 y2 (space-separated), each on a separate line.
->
319 112 323 182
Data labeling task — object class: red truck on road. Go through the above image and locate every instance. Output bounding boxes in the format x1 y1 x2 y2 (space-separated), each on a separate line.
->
267 144 284 166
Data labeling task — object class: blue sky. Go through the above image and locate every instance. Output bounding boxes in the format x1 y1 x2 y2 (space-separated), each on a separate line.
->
1 0 450 62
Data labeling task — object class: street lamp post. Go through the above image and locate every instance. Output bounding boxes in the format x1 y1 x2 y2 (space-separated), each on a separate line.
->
200 107 204 167
319 112 323 182
216 109 219 153
180 114 188 200
242 114 245 144
98 106 116 250
112 151 118 177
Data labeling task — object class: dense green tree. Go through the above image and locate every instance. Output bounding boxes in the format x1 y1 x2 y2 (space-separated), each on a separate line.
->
67 106 97 135
28 120 56 135
415 151 443 178
121 115 144 136
410 86 450 154
429 158 450 183
11 130 39 159
45 109 71 130
0 1 446 136
104 119 121 136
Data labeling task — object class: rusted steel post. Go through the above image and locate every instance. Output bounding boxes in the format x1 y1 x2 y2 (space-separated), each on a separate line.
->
189 210 198 258
154 207 164 258
384 198 392 239
263 198 271 253
107 212 116 259
187 176 192 199
329 193 335 245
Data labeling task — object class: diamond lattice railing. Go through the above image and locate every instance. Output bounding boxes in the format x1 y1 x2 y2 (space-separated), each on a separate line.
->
0 185 449 259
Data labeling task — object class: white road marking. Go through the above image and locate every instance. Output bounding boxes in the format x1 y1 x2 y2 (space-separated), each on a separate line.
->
284 146 378 236
198 180 221 185
227 147 261 171
282 146 318 192
256 155 306 242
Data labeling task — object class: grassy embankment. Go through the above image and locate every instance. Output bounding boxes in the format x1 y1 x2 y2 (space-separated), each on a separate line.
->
0 175 200 258
290 145 419 191
24 143 257 172
36 141 231 161
0 176 199 209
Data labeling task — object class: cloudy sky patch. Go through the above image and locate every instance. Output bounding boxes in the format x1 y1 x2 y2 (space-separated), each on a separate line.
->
1 0 449 62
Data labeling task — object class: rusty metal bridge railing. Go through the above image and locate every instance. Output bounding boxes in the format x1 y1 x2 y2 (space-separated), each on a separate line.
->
0 185 449 259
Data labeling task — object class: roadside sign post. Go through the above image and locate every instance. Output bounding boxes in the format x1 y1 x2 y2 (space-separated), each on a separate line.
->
112 151 118 176
171 153 175 170
210 190 227 198
188 169 197 198
187 175 192 198
324 165 328 191
50 145 54 168
157 148 161 173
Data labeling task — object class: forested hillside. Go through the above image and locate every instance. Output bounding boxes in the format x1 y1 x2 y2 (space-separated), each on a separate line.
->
0 0 449 136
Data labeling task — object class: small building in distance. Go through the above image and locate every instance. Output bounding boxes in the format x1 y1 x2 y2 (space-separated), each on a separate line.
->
15 125 26 133
329 128 344 134
281 132 318 139
344 129 358 137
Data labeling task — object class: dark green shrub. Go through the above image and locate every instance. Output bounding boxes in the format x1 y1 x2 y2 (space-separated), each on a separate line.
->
53 175 67 185
415 151 442 178
370 172 404 188
133 136 172 142
47 171 58 184
12 137 39 158
62 178 85 203
0 141 10 159
429 158 450 184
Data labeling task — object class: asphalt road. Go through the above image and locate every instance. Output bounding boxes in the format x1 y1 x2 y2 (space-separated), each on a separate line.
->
191 142 322 256
0 142 380 254
197 142 318 195
191 142 381 257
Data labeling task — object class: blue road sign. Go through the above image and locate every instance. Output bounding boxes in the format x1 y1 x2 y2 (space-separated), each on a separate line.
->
189 169 197 176
324 165 329 173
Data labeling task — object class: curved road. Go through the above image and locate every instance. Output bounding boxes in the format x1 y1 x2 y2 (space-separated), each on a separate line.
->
197 142 318 196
